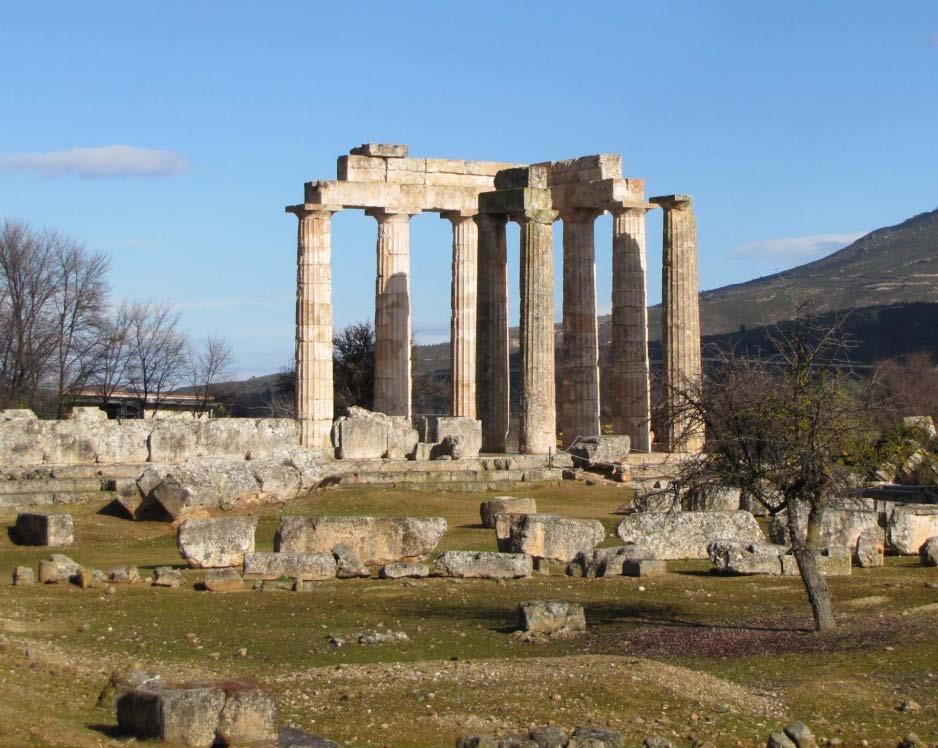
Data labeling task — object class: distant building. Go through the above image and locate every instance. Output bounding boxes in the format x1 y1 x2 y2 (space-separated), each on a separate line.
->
69 388 215 420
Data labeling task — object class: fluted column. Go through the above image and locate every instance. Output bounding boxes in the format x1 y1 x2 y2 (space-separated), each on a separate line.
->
293 205 338 449
651 194 703 453
611 206 652 452
560 209 601 448
443 212 478 418
367 209 413 418
476 214 509 451
515 208 559 454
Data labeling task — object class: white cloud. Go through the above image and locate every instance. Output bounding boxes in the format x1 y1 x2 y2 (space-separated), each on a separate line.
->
0 145 187 178
733 232 866 260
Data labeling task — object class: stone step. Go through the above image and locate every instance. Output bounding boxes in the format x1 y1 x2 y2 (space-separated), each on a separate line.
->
335 467 566 488
0 489 116 511
0 477 105 495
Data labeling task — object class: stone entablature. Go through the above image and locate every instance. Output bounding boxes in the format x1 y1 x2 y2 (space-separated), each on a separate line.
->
287 144 702 455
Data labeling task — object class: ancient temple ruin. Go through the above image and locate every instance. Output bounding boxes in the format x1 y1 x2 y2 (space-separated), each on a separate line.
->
286 144 702 455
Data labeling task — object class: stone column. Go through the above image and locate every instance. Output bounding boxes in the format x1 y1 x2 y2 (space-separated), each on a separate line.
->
651 194 703 453
610 206 652 452
443 211 478 418
514 208 559 455
367 208 413 418
560 209 601 448
476 213 509 451
292 205 339 449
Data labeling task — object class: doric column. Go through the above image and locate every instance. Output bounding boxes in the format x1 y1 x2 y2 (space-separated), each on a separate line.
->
611 206 652 452
443 211 478 418
514 208 559 455
366 208 413 418
292 205 339 449
476 213 509 451
651 194 703 453
560 209 601 448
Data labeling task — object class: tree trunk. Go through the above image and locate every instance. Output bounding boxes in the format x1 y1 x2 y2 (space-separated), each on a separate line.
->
792 547 836 632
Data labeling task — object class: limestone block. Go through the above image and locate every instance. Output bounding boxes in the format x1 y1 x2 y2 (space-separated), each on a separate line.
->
38 554 80 583
204 568 244 592
147 420 200 463
616 510 765 560
902 415 937 438
622 558 667 577
567 727 625 748
780 549 852 577
77 567 108 588
243 552 336 581
567 435 631 467
0 409 38 421
337 154 386 182
888 505 938 555
518 600 586 637
0 411 44 465
920 536 938 566
494 165 549 190
387 416 419 459
478 187 553 215
13 566 35 586
332 408 390 459
215 684 276 745
434 551 533 579
274 515 447 564
494 512 557 552
14 512 74 546
683 485 742 512
855 527 885 568
566 545 646 577
415 416 482 458
332 544 369 578
350 143 408 158
250 460 302 499
37 420 99 464
708 539 787 575
151 460 260 520
107 565 141 584
480 496 537 528
507 514 606 562
117 684 226 745
96 420 151 464
67 406 108 421
769 507 880 551
177 516 257 568
152 566 183 588
379 562 429 579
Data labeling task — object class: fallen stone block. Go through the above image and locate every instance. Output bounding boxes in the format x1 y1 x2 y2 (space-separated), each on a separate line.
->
13 512 74 546
152 460 261 520
204 568 244 592
332 406 417 459
117 683 226 746
332 543 370 578
494 511 556 552
12 566 35 586
507 514 606 562
434 551 533 579
566 545 646 578
855 527 885 568
243 552 337 581
107 565 141 584
769 507 880 552
152 566 184 588
38 554 80 583
480 496 537 528
379 562 429 579
568 727 625 748
683 485 742 512
889 505 938 555
77 568 108 589
274 515 447 564
708 539 787 575
414 415 482 459
780 548 852 576
177 516 257 568
215 682 276 745
567 435 630 466
518 600 586 639
617 510 764 560
622 558 667 577
920 536 938 567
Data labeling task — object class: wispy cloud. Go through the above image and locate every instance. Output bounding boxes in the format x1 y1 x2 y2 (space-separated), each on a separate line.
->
0 145 187 178
734 232 866 260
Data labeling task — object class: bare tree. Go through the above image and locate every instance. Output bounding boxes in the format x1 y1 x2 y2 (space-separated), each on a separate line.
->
333 322 375 415
186 333 234 416
666 303 888 632
125 301 187 418
91 302 134 410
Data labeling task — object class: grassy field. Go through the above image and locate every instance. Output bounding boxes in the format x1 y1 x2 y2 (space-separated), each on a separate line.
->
1 483 936 747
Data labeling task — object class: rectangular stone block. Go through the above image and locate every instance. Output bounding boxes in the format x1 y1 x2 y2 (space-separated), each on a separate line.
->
433 550 532 579
243 551 337 581
493 165 549 190
337 154 386 182
350 143 408 158
14 513 74 546
622 558 667 577
478 187 553 214
888 504 938 555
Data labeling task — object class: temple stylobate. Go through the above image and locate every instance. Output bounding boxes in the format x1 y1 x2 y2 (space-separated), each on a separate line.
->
286 144 703 455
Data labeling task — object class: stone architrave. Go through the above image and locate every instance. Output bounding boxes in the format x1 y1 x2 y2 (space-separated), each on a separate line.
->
290 205 340 449
560 209 601 448
515 208 559 454
475 213 509 452
443 211 479 418
610 206 652 452
367 209 413 418
651 195 703 453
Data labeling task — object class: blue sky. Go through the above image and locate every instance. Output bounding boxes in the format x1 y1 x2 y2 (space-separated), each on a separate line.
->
1 1 936 376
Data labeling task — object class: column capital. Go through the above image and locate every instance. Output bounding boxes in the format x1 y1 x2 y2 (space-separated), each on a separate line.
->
286 204 342 219
608 202 654 217
558 207 602 224
510 208 559 226
365 207 417 223
650 194 693 210
440 210 478 225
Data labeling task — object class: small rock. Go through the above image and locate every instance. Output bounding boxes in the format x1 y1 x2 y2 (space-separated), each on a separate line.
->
767 735 797 748
920 537 938 567
783 721 817 748
107 565 141 584
332 543 370 579
204 568 244 592
898 699 921 713
897 735 922 748
379 562 430 579
357 630 408 645
12 566 35 586
152 566 183 588
643 738 674 748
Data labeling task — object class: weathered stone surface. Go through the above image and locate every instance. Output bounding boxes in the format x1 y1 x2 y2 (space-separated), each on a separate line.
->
13 512 74 546
351 143 408 158
274 515 446 564
518 600 586 638
434 551 533 579
107 565 141 584
77 567 108 588
152 460 260 520
617 510 764 560
903 415 937 438
204 568 244 592
415 416 482 459
622 558 667 577
13 565 35 586
216 683 276 745
767 734 797 748
780 548 852 577
783 721 818 748
38 554 80 583
117 683 226 746
68 406 108 422
379 562 429 579
480 496 537 529
278 726 341 747
567 435 631 466
177 516 257 568
153 566 183 588
769 508 879 552
332 544 370 578
507 514 606 562
494 512 556 552
567 727 625 748
920 536 938 567
855 527 885 568
708 539 787 575
683 485 742 512
566 544 646 577
888 505 938 555
243 552 336 581
332 407 418 459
